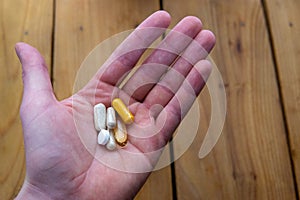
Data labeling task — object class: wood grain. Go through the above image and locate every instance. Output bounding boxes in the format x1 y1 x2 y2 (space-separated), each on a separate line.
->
164 0 297 199
2 0 299 199
0 0 53 199
264 0 300 196
53 1 172 199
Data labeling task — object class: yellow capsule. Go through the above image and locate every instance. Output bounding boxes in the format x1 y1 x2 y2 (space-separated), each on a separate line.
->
112 98 134 124
114 118 128 147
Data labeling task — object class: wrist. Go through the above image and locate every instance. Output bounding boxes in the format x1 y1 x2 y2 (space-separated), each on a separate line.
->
15 181 53 200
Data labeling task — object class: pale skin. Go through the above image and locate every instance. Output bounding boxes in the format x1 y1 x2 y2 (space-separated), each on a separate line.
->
15 11 215 200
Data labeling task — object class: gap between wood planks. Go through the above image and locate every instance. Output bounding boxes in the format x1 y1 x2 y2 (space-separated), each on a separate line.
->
159 0 179 199
260 0 299 198
50 0 56 86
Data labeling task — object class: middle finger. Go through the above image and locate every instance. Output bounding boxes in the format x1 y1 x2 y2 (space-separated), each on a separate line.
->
122 16 203 101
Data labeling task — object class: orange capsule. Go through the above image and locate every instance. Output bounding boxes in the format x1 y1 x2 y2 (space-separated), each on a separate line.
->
114 118 128 147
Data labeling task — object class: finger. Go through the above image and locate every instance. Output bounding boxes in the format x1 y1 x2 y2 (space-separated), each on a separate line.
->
156 60 212 142
15 43 56 126
143 30 215 114
15 42 56 111
127 60 212 153
97 11 171 86
122 16 203 101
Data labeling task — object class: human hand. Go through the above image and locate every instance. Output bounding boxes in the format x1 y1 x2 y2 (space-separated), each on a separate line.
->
15 11 215 200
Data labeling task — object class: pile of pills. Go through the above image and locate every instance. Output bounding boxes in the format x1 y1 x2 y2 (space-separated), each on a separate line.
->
94 98 134 150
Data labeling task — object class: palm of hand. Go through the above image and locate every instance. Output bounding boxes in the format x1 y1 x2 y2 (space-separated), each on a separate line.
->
15 11 215 200
23 83 156 199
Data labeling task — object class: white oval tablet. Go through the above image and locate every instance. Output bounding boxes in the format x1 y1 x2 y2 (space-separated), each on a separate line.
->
97 129 110 145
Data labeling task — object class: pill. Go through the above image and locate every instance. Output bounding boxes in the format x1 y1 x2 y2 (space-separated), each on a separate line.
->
106 130 117 150
114 118 128 147
94 103 106 131
97 129 110 145
112 98 134 124
106 107 116 129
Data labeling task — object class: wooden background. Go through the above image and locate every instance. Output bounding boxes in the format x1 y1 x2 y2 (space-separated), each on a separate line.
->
1 0 299 199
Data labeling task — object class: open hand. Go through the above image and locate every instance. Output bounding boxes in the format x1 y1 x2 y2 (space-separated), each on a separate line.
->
15 11 215 200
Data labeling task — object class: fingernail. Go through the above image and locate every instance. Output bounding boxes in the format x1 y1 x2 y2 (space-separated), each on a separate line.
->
15 42 26 62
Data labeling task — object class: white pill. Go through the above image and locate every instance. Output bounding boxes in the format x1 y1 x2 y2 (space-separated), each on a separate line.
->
106 107 116 129
97 129 110 145
106 130 117 151
94 103 106 131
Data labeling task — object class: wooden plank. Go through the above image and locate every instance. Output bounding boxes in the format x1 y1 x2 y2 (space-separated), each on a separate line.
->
53 1 172 199
164 0 297 199
134 143 172 199
0 0 53 199
264 0 300 195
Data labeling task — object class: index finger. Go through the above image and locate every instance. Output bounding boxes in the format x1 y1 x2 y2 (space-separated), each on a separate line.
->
97 11 171 86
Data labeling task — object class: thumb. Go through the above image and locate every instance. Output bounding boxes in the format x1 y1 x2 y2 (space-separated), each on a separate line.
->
15 42 56 116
